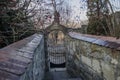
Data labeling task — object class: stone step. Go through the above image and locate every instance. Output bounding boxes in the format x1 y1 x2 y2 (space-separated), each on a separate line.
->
44 68 82 80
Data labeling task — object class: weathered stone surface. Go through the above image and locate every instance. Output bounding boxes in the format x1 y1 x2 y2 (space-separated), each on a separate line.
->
111 58 118 65
0 69 20 80
117 77 120 80
81 55 92 67
67 32 120 80
0 34 45 80
101 62 115 80
92 59 101 73
69 32 120 50
20 34 45 80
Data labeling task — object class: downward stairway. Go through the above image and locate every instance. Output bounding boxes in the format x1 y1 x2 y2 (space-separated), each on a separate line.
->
44 68 82 80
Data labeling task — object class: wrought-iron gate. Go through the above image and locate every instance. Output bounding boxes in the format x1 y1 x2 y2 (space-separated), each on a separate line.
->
47 30 66 68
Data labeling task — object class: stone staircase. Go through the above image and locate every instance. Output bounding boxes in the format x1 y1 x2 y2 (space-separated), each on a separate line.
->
44 68 82 80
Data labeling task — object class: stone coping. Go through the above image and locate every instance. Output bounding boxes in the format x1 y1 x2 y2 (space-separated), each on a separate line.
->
0 34 43 80
69 32 120 50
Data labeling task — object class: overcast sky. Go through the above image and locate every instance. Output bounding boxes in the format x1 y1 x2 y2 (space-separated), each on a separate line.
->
68 0 120 21
28 0 120 22
68 0 88 21
110 0 120 11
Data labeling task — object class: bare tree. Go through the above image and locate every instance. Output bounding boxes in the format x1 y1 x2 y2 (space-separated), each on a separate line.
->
87 0 120 38
0 0 42 47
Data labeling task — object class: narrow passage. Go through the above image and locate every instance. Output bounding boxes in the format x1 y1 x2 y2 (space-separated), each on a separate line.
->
44 68 82 80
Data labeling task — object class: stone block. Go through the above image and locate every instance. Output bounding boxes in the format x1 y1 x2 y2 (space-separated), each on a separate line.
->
101 62 115 80
117 77 120 80
81 55 92 67
92 59 101 73
111 58 118 65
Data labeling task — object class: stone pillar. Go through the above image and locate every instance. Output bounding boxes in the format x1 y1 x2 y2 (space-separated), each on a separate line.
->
44 34 49 72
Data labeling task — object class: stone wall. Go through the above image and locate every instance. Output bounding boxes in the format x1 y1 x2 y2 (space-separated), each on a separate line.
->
20 34 45 80
66 32 120 80
0 34 45 80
